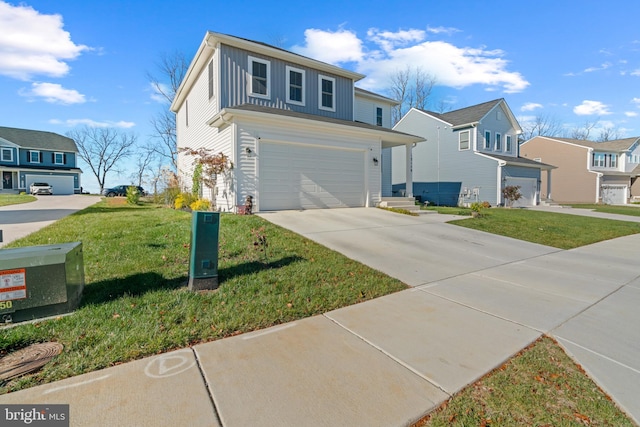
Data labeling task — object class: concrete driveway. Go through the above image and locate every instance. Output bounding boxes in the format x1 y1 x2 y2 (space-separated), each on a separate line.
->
259 207 560 286
0 195 101 247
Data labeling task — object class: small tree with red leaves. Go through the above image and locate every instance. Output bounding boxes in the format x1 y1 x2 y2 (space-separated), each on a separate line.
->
180 148 233 210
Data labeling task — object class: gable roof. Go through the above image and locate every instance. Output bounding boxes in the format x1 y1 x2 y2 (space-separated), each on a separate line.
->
544 136 640 152
483 153 556 170
0 126 77 152
354 87 399 105
417 98 522 133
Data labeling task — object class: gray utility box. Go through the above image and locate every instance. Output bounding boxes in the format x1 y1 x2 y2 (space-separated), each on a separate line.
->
0 242 84 324
188 211 220 291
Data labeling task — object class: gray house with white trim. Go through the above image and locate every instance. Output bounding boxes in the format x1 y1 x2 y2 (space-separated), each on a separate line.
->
170 31 422 212
0 126 82 195
392 99 554 207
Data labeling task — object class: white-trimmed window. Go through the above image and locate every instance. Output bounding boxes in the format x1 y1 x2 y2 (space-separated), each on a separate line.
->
593 153 605 167
208 60 214 100
495 133 502 151
484 130 491 149
376 107 383 126
29 150 40 163
1 147 13 162
318 75 335 111
610 154 618 168
506 135 512 153
459 130 470 150
54 152 65 165
248 56 270 99
286 66 305 106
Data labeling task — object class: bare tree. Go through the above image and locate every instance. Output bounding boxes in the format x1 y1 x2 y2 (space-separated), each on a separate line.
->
131 143 157 188
570 119 599 140
597 126 622 142
146 51 188 171
519 113 565 142
67 126 136 193
389 66 436 125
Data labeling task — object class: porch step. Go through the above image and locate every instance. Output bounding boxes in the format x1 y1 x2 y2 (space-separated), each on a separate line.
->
540 199 562 207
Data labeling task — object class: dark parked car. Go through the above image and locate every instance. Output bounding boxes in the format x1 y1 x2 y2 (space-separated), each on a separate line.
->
101 185 146 197
30 182 53 195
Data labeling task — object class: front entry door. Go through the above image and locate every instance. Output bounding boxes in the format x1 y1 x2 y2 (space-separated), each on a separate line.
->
2 172 13 189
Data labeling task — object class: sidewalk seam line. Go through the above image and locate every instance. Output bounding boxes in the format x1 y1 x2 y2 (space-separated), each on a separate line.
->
323 313 452 397
553 336 640 375
191 347 224 426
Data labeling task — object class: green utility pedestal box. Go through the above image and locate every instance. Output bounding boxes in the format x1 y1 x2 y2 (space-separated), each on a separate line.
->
188 211 220 291
0 242 84 324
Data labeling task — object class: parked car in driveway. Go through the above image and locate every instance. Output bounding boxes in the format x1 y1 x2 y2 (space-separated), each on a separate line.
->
101 185 146 197
30 182 53 195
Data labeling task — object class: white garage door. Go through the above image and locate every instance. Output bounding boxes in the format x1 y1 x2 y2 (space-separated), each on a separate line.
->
504 177 537 207
26 175 75 195
601 185 627 205
259 142 365 211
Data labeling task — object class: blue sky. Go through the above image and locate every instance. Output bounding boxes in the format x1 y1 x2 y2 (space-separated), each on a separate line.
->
2 0 639 192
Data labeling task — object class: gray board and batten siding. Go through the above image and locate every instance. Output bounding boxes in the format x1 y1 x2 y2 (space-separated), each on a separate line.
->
219 44 354 121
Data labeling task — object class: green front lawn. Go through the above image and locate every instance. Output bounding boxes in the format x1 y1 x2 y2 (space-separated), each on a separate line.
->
1 199 406 393
568 204 640 217
442 208 640 249
0 194 36 207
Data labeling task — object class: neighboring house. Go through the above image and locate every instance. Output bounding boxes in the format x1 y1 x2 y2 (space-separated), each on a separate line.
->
392 99 555 207
521 136 640 204
0 126 82 195
170 31 422 212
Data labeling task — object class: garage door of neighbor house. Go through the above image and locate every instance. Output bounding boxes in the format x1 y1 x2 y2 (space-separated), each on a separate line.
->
259 142 366 211
601 185 627 205
26 175 75 195
504 177 537 207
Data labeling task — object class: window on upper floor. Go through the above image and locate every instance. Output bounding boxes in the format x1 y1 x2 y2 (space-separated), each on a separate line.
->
248 56 270 99
376 107 383 126
286 66 305 106
208 60 214 100
319 75 335 111
484 131 491 149
1 147 12 162
506 135 512 153
459 130 470 150
495 133 502 151
53 152 65 165
592 153 605 167
29 150 40 163
611 154 618 168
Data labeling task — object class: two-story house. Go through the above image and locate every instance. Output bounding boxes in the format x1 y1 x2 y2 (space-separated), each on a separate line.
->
521 136 640 204
0 126 82 195
170 31 422 212
391 99 555 207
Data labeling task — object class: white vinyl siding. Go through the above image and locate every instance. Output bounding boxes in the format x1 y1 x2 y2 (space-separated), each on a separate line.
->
248 56 270 99
318 75 335 112
286 66 305 106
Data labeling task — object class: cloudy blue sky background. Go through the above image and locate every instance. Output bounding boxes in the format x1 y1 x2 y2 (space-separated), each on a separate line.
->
1 0 639 192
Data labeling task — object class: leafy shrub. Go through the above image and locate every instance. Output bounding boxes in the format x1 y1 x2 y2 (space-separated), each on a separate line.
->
174 192 196 209
190 198 211 211
470 202 483 213
126 186 140 205
481 201 491 209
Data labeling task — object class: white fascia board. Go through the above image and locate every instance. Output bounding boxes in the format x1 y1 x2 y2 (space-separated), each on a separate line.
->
210 108 422 146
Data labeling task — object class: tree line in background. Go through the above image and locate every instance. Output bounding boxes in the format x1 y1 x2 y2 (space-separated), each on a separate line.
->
70 57 625 196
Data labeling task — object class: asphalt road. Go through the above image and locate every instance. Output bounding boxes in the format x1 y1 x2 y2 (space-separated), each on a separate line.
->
0 195 101 247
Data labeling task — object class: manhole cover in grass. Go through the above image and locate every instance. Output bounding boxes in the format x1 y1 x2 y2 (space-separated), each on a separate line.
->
0 342 63 381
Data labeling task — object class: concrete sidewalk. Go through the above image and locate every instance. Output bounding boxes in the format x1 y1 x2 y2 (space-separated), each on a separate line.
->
1 208 639 426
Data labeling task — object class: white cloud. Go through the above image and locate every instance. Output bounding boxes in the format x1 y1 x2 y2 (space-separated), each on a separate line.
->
624 111 638 117
521 102 543 112
573 100 612 116
291 27 529 94
49 119 135 128
149 82 170 103
426 26 461 35
631 69 640 76
292 28 363 64
20 82 85 104
584 62 611 73
632 97 640 105
0 1 89 80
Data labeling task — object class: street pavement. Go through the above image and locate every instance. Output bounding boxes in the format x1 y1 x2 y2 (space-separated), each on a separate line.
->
1 205 638 426
0 195 101 247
